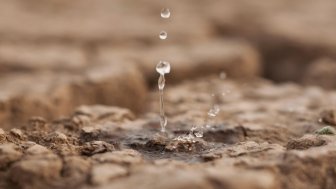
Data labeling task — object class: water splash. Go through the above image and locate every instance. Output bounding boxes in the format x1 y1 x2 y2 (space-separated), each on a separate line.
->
187 73 228 137
208 104 220 117
156 61 171 132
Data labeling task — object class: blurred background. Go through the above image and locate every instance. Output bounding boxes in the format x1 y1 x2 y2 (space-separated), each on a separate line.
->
0 0 335 128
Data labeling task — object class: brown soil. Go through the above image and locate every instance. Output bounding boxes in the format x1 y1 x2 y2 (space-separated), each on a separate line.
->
0 1 336 189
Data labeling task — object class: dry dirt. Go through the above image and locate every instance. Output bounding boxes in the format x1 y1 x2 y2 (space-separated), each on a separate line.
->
0 0 336 189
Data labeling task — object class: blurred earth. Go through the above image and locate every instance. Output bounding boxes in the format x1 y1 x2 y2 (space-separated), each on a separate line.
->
0 0 336 189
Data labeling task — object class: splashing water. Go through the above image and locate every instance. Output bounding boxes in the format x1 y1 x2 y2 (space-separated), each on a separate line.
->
156 61 171 132
189 125 203 138
159 31 168 40
161 8 171 18
208 104 220 117
188 74 227 137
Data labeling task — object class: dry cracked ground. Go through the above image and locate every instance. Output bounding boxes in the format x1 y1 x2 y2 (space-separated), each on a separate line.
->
1 0 336 189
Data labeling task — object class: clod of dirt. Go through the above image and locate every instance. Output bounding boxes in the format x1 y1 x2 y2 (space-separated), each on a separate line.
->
0 143 22 169
27 117 48 131
9 128 26 141
320 109 336 126
75 105 135 123
80 127 101 141
286 135 327 150
303 59 336 89
81 141 116 156
9 151 62 189
92 149 143 166
203 125 246 144
61 156 91 187
25 144 51 156
226 141 284 158
44 131 68 144
201 151 223 162
90 164 128 185
0 128 6 143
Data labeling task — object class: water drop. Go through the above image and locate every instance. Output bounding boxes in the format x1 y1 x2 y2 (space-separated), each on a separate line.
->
161 8 171 19
159 31 168 40
219 72 227 80
208 105 220 117
156 61 171 75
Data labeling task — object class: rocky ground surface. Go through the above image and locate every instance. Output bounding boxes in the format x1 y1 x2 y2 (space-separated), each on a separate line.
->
0 0 336 189
1 76 336 189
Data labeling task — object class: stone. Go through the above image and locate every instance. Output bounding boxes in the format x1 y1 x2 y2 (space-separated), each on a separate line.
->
319 109 336 126
287 135 327 150
0 128 6 143
81 141 115 156
92 150 143 166
303 59 336 89
45 132 68 144
0 63 147 129
25 144 51 156
9 128 26 140
75 105 135 123
90 164 127 185
61 156 91 187
0 143 22 169
9 154 62 189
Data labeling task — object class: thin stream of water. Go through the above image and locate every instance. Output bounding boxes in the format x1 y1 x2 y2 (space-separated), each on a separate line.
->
156 6 171 132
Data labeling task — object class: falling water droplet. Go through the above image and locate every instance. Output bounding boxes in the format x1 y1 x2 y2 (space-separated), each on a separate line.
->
156 61 171 75
161 8 171 19
159 31 168 40
208 105 220 117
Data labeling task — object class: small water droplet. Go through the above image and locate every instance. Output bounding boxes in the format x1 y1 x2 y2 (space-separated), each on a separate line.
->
208 105 220 117
156 61 171 75
219 72 227 80
159 31 168 40
161 8 171 19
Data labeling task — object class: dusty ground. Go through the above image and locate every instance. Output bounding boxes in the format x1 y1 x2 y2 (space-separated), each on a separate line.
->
0 0 336 189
